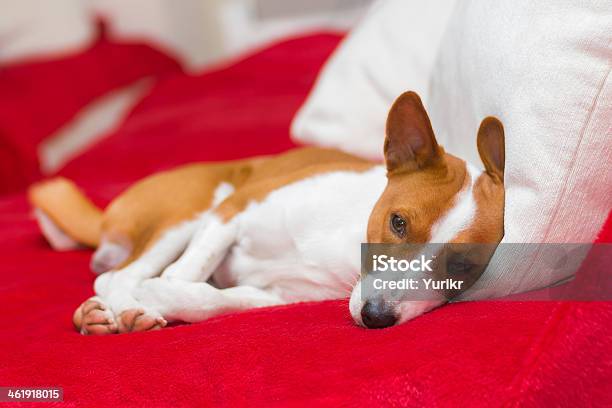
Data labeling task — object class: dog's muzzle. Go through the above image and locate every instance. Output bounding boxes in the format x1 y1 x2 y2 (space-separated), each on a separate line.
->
360 299 398 329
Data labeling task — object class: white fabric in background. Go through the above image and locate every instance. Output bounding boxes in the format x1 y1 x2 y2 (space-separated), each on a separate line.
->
427 1 612 299
0 0 218 68
90 0 213 70
0 0 214 69
290 0 457 160
0 0 372 71
0 0 94 63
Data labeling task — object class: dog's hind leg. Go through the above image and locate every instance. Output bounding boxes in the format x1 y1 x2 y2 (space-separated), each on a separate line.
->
90 239 132 275
33 208 80 251
29 177 102 249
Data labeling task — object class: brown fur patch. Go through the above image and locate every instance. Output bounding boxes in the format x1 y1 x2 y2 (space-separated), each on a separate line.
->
93 147 373 265
367 152 468 244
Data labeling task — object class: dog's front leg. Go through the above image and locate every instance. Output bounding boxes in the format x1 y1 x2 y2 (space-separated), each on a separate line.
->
162 214 238 282
77 215 238 334
75 221 198 335
132 278 283 323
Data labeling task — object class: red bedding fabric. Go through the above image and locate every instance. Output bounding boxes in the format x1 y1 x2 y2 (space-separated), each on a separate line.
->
0 23 181 195
0 34 610 407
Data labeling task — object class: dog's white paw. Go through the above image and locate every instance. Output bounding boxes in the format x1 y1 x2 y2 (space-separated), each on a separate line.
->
132 278 176 311
74 296 118 335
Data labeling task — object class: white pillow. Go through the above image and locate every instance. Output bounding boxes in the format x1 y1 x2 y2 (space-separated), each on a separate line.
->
292 0 611 299
427 0 612 299
290 0 457 160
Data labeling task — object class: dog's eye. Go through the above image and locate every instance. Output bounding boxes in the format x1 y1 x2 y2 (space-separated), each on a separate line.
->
390 214 407 238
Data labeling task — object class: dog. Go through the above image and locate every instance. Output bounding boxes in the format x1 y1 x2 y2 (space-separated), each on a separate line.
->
29 91 505 333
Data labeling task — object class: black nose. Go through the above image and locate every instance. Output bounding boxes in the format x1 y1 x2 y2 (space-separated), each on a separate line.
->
361 299 397 329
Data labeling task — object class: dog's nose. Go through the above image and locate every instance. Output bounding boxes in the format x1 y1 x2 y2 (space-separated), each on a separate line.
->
361 299 397 329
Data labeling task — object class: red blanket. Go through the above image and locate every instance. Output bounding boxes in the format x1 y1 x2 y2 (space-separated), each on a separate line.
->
0 24 181 194
0 34 610 407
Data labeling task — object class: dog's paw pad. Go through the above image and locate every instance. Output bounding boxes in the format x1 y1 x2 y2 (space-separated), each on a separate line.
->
118 309 166 333
75 297 118 335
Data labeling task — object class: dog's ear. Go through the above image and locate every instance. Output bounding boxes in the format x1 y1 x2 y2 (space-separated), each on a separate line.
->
384 91 442 173
477 117 505 182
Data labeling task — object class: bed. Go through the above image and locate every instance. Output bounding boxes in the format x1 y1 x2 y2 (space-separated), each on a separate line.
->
1 32 610 407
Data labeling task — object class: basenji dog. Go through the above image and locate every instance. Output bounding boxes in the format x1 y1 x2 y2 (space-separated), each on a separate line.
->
29 91 505 333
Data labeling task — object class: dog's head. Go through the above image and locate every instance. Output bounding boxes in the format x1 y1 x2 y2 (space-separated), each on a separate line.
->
350 91 505 328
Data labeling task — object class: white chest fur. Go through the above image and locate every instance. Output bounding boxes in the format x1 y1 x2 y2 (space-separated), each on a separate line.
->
212 166 387 302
